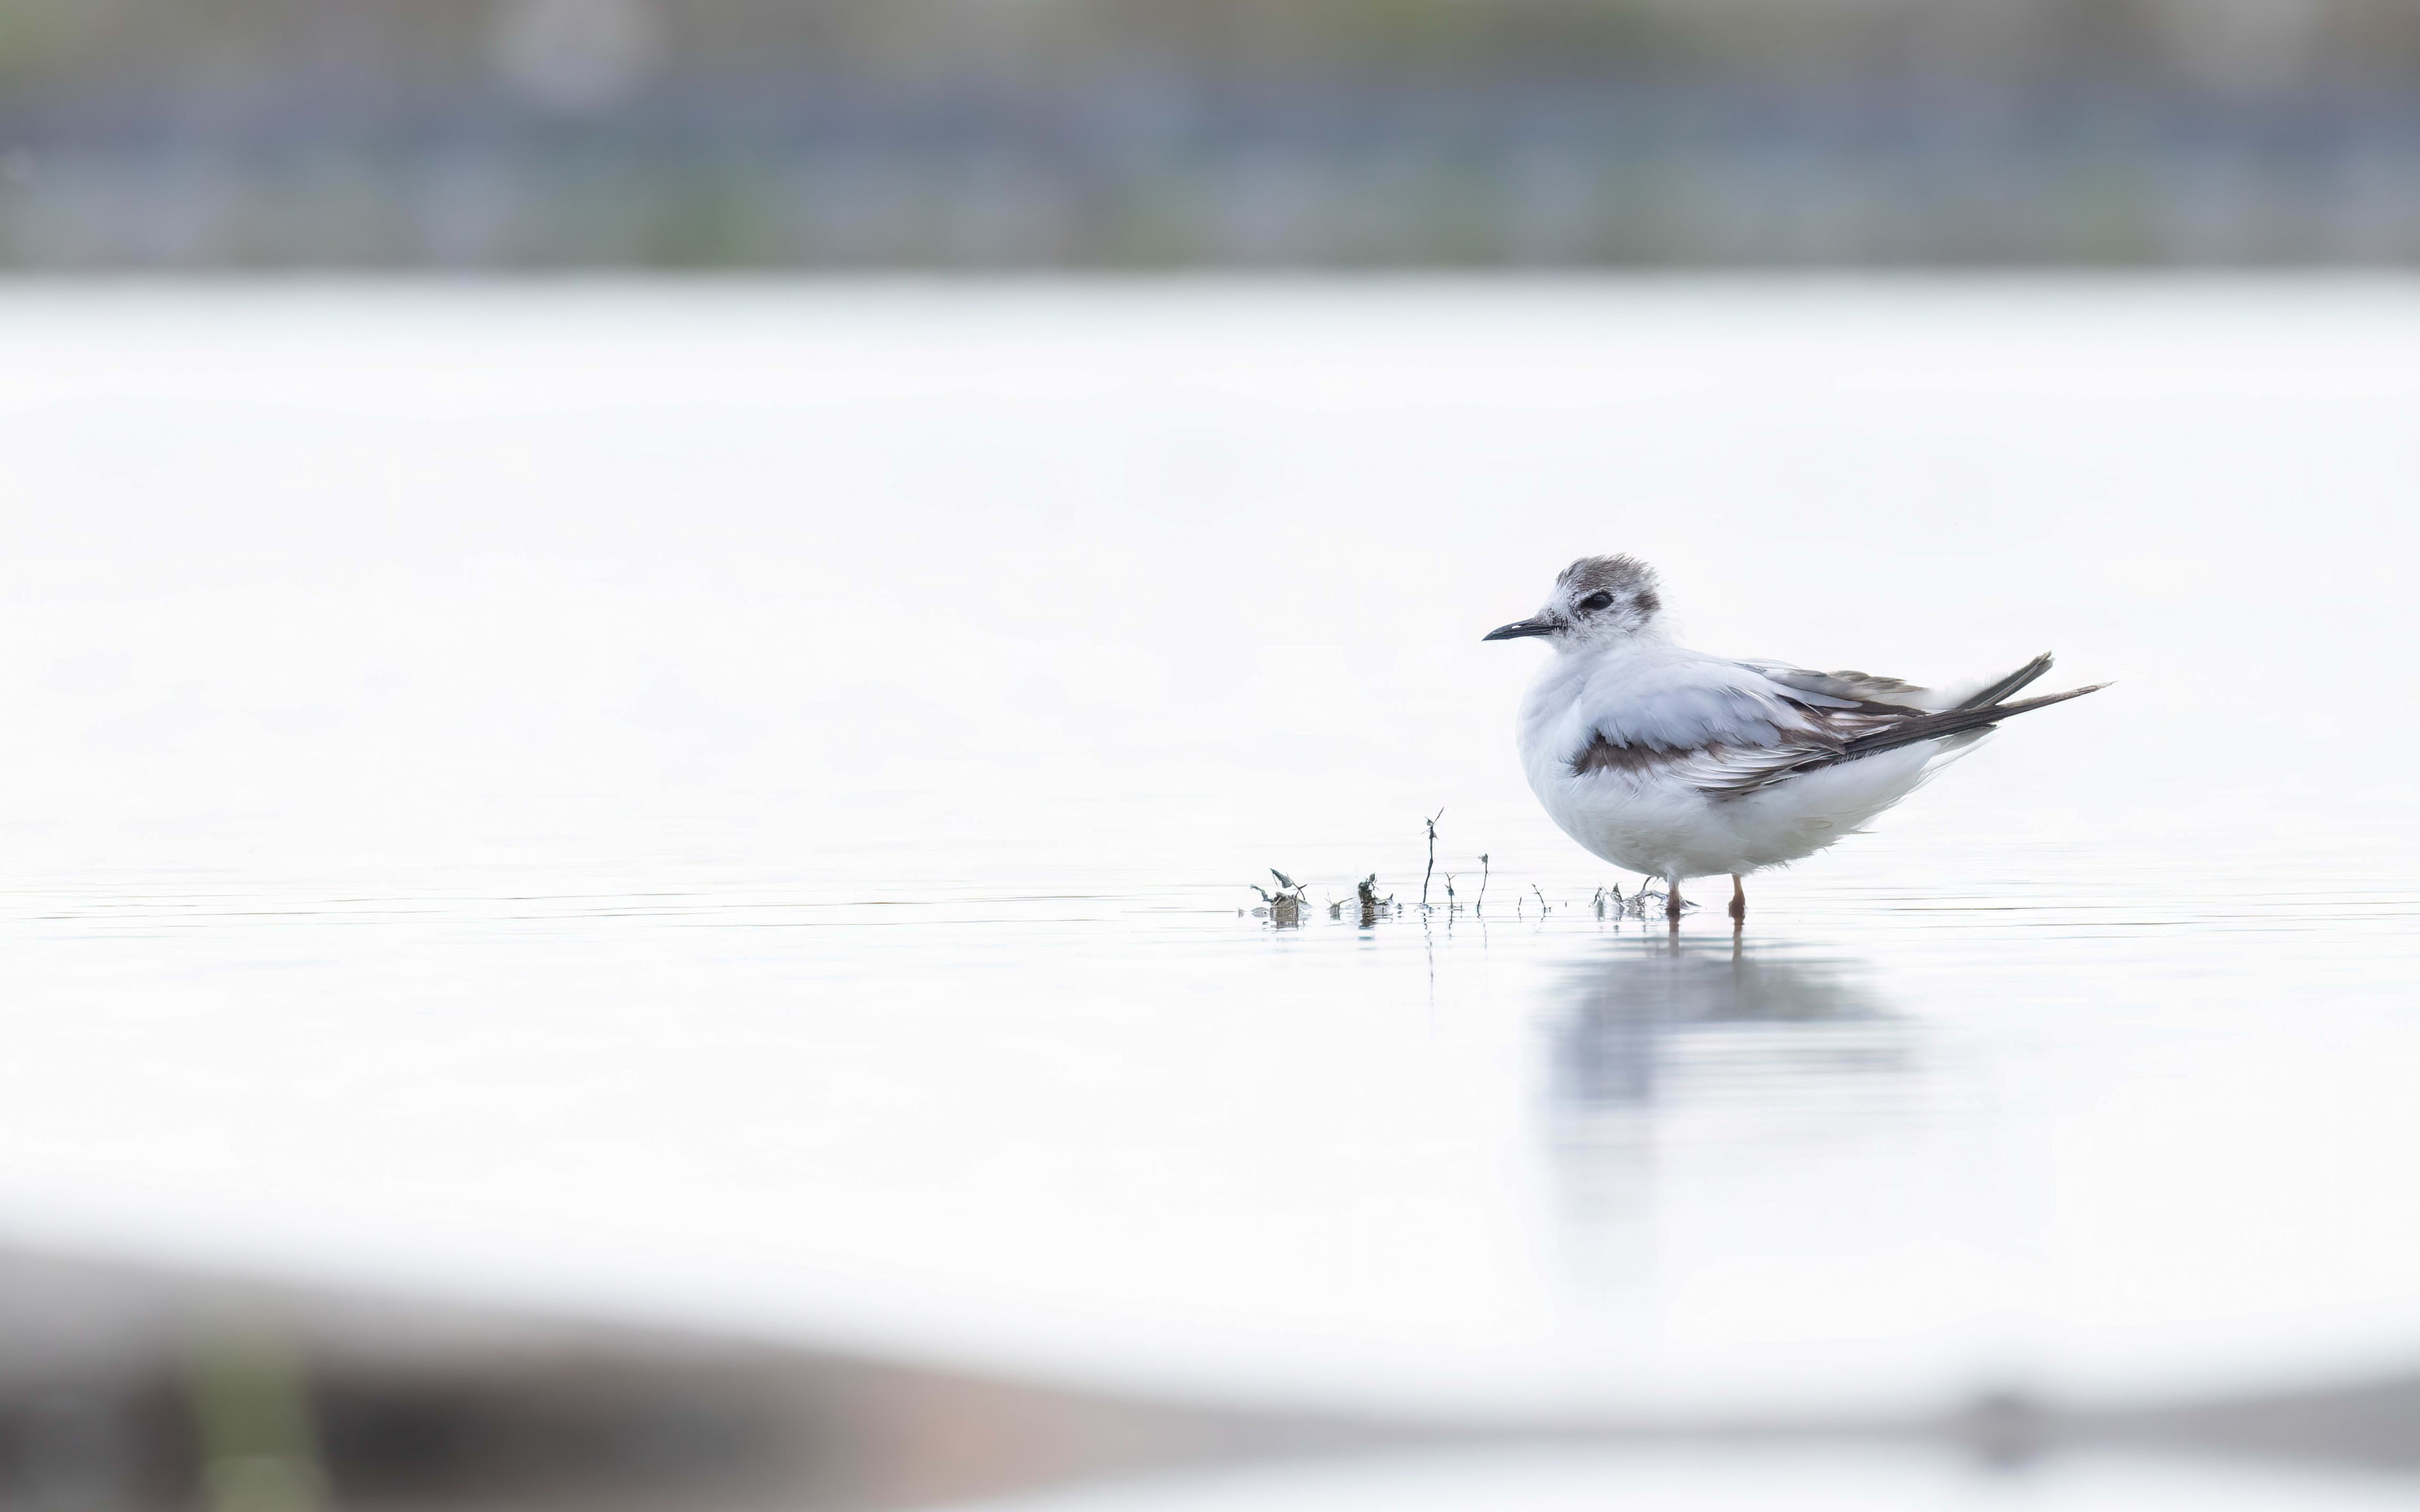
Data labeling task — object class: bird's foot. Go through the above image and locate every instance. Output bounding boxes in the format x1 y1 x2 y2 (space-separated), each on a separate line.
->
1621 891 1697 918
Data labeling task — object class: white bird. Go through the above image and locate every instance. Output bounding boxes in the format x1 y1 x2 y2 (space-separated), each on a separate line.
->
1484 554 2103 926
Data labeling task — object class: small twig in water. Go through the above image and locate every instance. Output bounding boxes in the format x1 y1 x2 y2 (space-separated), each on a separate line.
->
1421 808 1444 908
1251 869 1311 927
1531 884 1550 916
1476 854 1490 914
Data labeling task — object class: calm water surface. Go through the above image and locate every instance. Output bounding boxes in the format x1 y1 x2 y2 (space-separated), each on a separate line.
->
1 281 2416 1504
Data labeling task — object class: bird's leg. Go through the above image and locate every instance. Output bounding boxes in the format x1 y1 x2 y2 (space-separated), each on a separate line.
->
1665 879 1683 926
1729 873 1746 926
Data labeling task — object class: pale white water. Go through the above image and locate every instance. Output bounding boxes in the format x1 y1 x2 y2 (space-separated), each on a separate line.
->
1 283 2418 1463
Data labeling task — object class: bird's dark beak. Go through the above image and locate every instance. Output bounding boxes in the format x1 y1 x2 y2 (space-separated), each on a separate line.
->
1483 616 1557 642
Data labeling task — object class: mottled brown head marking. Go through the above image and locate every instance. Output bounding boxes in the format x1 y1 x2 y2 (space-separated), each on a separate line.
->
1555 553 1663 631
1555 553 1659 600
1484 552 1669 649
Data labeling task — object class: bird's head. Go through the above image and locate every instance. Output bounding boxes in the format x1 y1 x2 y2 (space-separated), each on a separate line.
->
1484 554 1665 651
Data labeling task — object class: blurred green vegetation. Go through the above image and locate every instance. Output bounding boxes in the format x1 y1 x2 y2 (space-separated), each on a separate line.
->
3 0 2418 265
7 0 2420 81
186 1331 326 1512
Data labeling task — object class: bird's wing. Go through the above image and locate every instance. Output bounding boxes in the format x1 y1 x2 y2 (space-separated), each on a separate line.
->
1733 660 1930 712
1740 651 2062 714
1570 653 2101 798
1575 654 1831 754
1683 682 2105 796
1563 654 1843 787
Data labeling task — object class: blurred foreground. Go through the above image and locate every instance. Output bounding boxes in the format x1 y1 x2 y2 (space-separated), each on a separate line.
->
0 1245 1365 1510
7 1243 2420 1510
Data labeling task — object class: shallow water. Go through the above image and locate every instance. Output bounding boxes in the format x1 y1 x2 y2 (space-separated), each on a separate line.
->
1 281 2417 1469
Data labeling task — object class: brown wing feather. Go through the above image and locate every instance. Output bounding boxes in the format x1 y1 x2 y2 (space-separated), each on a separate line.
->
1749 664 1928 711
1701 682 2106 795
1953 653 2056 712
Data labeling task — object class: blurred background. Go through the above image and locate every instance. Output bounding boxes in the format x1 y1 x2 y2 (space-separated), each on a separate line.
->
8 5 2420 1512
7 0 2420 268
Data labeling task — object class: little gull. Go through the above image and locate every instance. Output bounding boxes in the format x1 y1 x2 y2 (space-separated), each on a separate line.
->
1485 554 2103 926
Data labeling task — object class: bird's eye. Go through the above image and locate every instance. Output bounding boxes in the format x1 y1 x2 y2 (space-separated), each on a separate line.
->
1577 591 1614 612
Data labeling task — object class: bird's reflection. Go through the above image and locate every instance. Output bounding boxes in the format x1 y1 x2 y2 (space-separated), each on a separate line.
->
1548 935 1900 1111
1542 934 1912 1278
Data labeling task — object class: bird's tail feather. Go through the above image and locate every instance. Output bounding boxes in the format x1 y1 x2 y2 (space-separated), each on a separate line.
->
1953 652 2055 712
